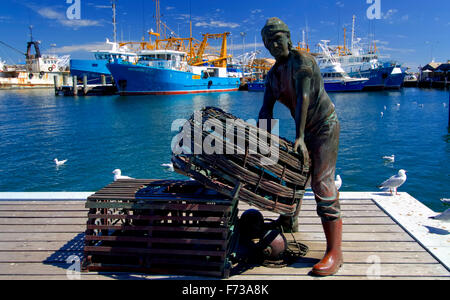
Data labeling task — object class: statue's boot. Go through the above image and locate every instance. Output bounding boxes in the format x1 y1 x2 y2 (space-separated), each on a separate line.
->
311 218 343 276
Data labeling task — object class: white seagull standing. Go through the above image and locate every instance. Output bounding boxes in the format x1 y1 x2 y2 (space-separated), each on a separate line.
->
335 175 342 191
54 158 68 166
378 169 407 195
112 169 134 181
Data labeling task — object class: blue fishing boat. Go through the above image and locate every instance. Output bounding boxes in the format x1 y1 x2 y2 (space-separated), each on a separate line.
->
384 64 407 89
107 49 240 95
247 80 265 92
70 40 137 85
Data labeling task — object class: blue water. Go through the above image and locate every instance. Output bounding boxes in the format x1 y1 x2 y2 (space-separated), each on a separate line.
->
0 88 449 211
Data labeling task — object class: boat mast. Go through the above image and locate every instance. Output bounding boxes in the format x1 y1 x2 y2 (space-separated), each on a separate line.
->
351 15 356 53
112 0 117 45
154 0 161 36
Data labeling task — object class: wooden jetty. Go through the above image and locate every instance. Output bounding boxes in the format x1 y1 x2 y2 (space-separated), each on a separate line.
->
54 75 117 96
0 190 448 280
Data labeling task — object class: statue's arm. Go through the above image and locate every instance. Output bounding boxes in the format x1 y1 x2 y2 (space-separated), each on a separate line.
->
258 81 276 132
294 66 313 157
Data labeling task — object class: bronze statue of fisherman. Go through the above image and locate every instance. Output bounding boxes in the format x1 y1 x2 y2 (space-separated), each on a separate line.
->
258 17 342 276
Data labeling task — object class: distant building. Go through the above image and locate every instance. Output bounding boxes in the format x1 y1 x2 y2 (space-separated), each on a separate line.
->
419 61 450 87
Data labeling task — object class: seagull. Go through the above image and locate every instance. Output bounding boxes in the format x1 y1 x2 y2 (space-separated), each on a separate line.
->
419 104 424 108
161 163 174 172
54 158 68 166
383 105 387 110
112 169 134 181
335 175 342 191
378 169 407 195
429 208 450 222
382 155 395 163
380 112 384 118
396 103 401 107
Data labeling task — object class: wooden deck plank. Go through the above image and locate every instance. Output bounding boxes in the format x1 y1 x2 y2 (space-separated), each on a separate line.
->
237 263 450 277
297 232 415 242
0 211 87 217
0 274 448 280
297 224 405 233
0 262 448 277
0 232 85 242
0 240 426 252
0 225 86 233
0 241 85 251
0 250 438 264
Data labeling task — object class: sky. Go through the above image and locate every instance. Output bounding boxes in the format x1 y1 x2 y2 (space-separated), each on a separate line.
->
0 0 449 70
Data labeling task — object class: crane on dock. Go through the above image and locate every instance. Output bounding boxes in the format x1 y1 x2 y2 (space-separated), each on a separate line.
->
189 32 230 68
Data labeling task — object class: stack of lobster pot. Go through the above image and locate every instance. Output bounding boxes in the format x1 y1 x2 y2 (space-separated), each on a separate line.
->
171 106 311 217
82 179 239 278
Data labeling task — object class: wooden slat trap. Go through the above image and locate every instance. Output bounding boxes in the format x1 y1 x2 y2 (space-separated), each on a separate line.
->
82 179 239 278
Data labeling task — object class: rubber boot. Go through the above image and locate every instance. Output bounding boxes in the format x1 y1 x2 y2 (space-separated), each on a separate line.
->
311 218 343 276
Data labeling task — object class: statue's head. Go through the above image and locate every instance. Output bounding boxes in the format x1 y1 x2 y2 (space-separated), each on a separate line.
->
261 17 293 60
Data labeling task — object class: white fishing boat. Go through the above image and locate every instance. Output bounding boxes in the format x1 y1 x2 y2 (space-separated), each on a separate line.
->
0 27 70 89
321 63 368 92
315 16 404 90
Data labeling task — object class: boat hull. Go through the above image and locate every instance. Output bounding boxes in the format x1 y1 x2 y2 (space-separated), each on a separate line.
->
70 59 113 84
385 68 407 89
107 63 240 95
348 65 394 90
324 79 367 92
0 71 64 89
247 81 265 92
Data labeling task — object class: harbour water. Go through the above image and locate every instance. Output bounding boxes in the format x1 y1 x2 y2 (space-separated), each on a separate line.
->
0 88 449 212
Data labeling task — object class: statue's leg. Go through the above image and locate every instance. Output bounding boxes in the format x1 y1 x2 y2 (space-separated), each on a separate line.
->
308 120 343 276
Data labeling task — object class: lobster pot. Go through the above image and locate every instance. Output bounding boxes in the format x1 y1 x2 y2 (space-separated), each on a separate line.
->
172 106 311 216
83 179 238 278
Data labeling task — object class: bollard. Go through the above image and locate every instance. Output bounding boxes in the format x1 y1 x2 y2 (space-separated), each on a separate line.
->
53 75 60 96
72 75 78 96
101 75 106 86
83 75 88 95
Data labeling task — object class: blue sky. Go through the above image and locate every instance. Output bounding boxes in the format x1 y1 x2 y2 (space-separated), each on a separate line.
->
0 0 449 70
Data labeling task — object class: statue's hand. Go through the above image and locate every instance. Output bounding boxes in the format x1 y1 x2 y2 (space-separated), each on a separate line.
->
293 137 309 163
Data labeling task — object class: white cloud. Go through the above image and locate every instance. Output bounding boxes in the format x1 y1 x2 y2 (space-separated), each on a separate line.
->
336 1 344 8
166 6 176 11
195 20 240 29
320 20 335 26
36 7 102 29
52 42 108 54
377 45 415 54
401 15 409 21
251 9 262 14
382 9 398 20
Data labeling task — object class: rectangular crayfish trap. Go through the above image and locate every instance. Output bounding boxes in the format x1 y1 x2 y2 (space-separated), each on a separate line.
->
82 179 239 278
172 106 311 216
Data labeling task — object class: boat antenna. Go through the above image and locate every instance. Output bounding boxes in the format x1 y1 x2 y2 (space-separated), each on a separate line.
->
29 25 34 42
112 0 117 44
351 15 356 53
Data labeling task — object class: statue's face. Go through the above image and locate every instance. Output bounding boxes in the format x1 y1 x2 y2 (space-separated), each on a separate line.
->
264 32 290 60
